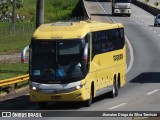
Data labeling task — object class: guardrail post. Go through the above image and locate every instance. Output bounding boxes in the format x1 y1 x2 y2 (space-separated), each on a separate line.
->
15 83 18 89
0 87 1 94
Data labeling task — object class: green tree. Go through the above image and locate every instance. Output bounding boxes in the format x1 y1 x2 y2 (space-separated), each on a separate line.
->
0 0 24 23
144 0 149 4
154 2 159 8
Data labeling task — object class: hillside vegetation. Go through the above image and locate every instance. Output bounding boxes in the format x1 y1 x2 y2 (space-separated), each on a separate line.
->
16 0 80 23
0 0 82 54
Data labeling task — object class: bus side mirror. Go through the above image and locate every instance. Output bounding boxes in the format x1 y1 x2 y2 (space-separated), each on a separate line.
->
82 43 89 75
21 45 29 63
83 43 89 64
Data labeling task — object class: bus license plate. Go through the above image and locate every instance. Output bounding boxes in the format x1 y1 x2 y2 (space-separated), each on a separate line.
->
51 96 61 99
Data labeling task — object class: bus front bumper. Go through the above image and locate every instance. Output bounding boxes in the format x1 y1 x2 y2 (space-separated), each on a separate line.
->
30 87 87 102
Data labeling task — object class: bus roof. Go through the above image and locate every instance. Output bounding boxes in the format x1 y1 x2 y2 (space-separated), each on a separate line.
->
33 20 123 40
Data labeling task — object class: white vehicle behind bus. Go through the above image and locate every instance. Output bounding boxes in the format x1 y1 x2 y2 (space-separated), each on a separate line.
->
112 0 131 17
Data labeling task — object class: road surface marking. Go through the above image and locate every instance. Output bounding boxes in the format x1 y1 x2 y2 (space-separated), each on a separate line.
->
97 0 114 22
149 28 152 30
146 89 160 95
108 103 127 110
125 37 134 74
97 1 134 74
154 31 157 33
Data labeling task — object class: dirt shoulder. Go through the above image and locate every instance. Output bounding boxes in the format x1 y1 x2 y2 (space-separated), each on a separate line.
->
0 52 29 63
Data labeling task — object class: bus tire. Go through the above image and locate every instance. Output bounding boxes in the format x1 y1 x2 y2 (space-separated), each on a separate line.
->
84 85 93 107
38 102 47 109
110 79 119 98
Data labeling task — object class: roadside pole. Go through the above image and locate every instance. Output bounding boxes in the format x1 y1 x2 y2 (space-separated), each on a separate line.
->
36 0 44 28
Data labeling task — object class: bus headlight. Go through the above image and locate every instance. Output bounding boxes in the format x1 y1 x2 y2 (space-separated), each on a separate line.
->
64 82 86 92
30 82 40 91
75 82 86 90
32 86 37 90
76 85 81 90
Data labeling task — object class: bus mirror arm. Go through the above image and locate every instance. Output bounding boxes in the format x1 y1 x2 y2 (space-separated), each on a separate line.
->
83 43 89 63
21 45 29 63
82 43 89 74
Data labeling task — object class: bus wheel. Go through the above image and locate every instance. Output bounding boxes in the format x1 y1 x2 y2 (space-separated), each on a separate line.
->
84 87 93 107
110 79 119 98
38 102 47 109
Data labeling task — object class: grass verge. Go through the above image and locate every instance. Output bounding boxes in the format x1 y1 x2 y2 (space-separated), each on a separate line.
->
0 63 28 80
0 33 32 54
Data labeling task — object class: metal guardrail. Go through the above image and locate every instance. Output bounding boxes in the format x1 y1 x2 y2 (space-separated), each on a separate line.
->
0 74 29 87
132 0 160 16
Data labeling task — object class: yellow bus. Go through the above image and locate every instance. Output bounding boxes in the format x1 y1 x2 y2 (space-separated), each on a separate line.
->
29 20 126 108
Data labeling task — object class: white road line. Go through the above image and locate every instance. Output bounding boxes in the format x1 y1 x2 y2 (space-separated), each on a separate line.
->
146 89 160 95
126 37 134 74
158 34 160 36
108 103 127 110
97 1 134 74
97 0 115 22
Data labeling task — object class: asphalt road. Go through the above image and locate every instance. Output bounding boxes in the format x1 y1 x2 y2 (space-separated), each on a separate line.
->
1 1 160 120
99 2 160 111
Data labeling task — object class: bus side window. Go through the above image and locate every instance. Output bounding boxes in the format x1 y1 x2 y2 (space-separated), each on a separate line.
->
92 32 101 57
106 30 114 51
119 28 125 49
101 31 108 52
119 28 125 48
111 29 119 50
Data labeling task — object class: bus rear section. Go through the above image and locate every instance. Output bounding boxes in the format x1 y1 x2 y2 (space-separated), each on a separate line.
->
29 21 126 108
112 0 131 16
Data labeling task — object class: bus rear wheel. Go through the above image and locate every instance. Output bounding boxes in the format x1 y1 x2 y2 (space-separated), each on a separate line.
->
38 102 47 109
110 79 119 98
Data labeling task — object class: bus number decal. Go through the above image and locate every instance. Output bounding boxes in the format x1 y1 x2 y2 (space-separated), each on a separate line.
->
113 54 123 61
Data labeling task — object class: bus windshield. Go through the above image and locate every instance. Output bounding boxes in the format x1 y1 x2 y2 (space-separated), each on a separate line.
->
115 0 131 3
30 39 85 84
